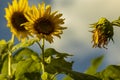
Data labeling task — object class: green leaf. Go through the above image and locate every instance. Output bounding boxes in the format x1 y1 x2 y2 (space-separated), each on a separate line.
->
61 68 101 80
0 55 15 79
13 48 41 80
45 57 73 74
13 48 39 62
0 40 7 49
112 17 120 27
15 58 41 80
15 58 32 79
63 75 73 80
44 48 73 58
1 57 8 75
12 38 38 52
44 48 73 75
41 72 48 80
24 72 41 80
0 74 7 80
85 55 104 75
0 40 7 59
95 65 120 80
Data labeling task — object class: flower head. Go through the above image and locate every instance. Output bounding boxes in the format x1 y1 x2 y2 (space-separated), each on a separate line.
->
91 17 114 48
23 2 67 43
5 0 30 41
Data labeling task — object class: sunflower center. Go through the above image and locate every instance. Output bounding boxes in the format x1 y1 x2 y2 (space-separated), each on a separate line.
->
34 18 54 35
11 12 27 31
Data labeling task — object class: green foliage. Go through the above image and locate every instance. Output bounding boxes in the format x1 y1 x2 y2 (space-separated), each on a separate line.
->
13 48 39 62
0 40 7 54
44 48 101 80
44 48 73 74
12 38 38 52
13 48 41 80
57 67 101 80
0 74 7 80
85 55 104 75
95 65 120 80
44 48 73 58
112 17 120 27
0 40 8 72
1 57 8 75
41 72 49 80
63 75 73 80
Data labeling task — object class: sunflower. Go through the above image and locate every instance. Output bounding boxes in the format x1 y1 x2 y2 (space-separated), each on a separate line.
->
91 17 114 48
23 2 67 43
5 0 30 41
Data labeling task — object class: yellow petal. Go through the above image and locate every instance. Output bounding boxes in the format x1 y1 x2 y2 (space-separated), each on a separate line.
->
40 2 45 16
44 5 51 16
12 0 18 12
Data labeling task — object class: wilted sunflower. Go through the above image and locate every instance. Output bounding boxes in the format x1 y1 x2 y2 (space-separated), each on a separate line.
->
91 17 114 48
5 0 30 41
23 2 67 43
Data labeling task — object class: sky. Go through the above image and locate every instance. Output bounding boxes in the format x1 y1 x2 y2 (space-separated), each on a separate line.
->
1 0 120 75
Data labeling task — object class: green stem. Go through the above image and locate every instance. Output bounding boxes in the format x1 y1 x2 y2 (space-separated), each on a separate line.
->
36 38 45 73
8 51 11 80
41 38 45 65
11 34 14 43
50 72 58 80
7 34 14 80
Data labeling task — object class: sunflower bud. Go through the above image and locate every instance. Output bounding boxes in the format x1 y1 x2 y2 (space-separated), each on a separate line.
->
90 17 114 48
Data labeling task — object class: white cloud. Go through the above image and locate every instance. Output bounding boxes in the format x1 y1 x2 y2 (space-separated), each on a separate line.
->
51 0 120 64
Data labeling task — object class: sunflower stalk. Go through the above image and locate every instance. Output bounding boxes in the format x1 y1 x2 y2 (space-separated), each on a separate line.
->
50 72 58 80
37 38 45 73
7 34 14 80
42 38 45 66
8 50 12 80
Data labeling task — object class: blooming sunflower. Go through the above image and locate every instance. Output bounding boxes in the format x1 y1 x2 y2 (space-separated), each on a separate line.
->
23 2 67 43
91 17 114 48
5 0 30 41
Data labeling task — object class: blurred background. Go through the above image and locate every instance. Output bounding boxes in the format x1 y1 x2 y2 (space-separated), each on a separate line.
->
1 0 120 78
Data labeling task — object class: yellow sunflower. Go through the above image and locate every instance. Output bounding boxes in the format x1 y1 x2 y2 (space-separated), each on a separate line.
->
23 2 67 43
5 0 30 41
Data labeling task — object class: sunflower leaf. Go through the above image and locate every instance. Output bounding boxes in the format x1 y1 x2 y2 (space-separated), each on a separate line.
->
0 40 8 58
112 17 120 27
0 74 7 80
13 48 39 62
44 48 73 58
85 55 104 75
15 58 41 80
41 72 48 80
63 75 73 80
12 38 38 52
1 56 8 75
95 65 120 80
45 56 73 74
44 48 73 74
65 69 101 80
13 48 41 80
0 40 7 52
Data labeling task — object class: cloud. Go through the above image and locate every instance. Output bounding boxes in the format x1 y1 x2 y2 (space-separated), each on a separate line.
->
50 0 120 64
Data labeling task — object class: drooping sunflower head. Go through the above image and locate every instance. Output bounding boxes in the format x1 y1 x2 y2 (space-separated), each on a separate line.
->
90 17 114 48
23 2 67 43
5 0 30 41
